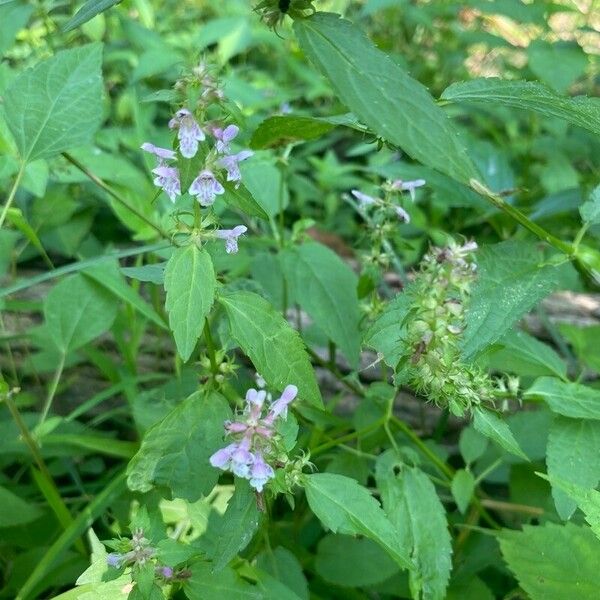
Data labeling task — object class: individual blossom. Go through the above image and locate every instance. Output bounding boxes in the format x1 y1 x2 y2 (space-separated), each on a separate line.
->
141 142 177 166
212 124 239 154
351 189 378 207
209 383 299 493
189 169 224 206
169 108 205 159
214 225 248 254
152 165 181 203
217 150 254 185
390 178 426 201
393 205 411 223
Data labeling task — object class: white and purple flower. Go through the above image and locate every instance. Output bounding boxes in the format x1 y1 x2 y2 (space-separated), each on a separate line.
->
141 142 177 164
152 165 181 203
351 189 378 207
390 178 426 201
217 150 253 185
212 124 239 154
214 225 248 254
189 169 224 206
169 108 205 159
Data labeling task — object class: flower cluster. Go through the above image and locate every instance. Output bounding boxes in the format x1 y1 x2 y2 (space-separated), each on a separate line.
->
254 0 316 28
351 177 426 224
210 383 298 493
398 240 504 416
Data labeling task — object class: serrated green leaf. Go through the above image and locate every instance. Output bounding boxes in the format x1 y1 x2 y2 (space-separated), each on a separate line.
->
441 79 600 138
499 522 600 600
219 290 322 407
294 13 479 184
451 469 475 514
250 113 363 149
63 0 121 32
127 391 231 501
304 472 412 571
283 242 360 368
546 416 600 520
579 185 600 225
525 377 600 420
473 408 528 460
4 44 104 162
375 454 452 600
45 273 118 355
184 562 260 600
537 473 600 542
315 534 399 587
211 480 260 571
222 181 269 220
462 241 564 358
164 245 216 362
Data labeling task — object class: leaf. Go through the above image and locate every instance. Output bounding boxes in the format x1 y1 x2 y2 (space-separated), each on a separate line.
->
462 241 564 358
525 377 600 421
441 79 600 138
83 261 168 330
294 13 479 184
527 40 588 94
537 474 600 542
239 155 288 218
222 181 269 220
315 534 399 587
546 416 600 520
451 469 475 514
184 562 260 600
44 273 118 355
121 263 166 284
283 242 360 368
211 481 260 571
375 455 452 600
219 291 322 407
63 0 121 32
255 547 308 600
250 113 363 149
127 391 231 501
363 291 412 367
254 570 303 600
486 330 567 380
3 43 104 162
498 522 600 600
6 207 53 268
458 427 488 465
303 472 412 571
0 1 33 55
164 245 216 362
579 184 600 225
472 408 527 460
0 485 43 526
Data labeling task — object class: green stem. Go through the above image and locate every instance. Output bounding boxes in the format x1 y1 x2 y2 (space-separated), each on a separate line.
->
311 418 386 456
2 388 85 554
470 179 573 255
61 152 170 240
0 163 26 230
39 352 66 425
203 319 219 377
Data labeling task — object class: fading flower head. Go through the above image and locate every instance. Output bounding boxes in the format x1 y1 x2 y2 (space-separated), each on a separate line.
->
214 225 247 254
189 169 224 206
169 108 205 159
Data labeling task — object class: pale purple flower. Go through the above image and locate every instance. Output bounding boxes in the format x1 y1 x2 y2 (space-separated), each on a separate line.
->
209 442 238 470
159 566 174 579
264 384 298 425
390 178 426 201
213 125 239 154
230 437 255 478
249 453 275 492
225 421 249 434
189 169 224 206
351 189 377 207
141 142 177 163
214 225 247 254
394 205 411 223
169 108 205 159
152 165 181 203
217 150 253 185
107 553 123 568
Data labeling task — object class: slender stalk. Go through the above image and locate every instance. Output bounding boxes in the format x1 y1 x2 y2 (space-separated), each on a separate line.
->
61 152 170 240
39 352 66 425
203 319 219 377
0 163 26 230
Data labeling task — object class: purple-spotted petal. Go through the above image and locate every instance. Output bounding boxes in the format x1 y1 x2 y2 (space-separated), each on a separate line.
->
189 170 224 206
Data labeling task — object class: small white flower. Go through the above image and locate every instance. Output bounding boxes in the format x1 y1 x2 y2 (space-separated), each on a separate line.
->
390 178 426 201
214 225 248 254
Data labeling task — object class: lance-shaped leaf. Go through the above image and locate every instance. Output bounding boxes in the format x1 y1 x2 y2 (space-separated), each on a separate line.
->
219 290 322 407
294 13 478 184
164 245 216 362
